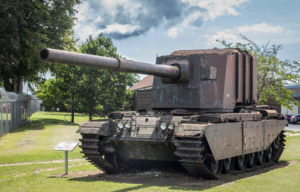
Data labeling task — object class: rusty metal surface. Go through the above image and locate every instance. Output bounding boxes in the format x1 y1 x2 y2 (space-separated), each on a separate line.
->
133 90 152 111
152 49 257 110
39 48 180 79
199 113 262 123
243 121 264 154
174 123 209 137
171 48 239 56
77 119 115 136
204 122 243 161
201 66 217 80
264 120 286 149
257 109 278 117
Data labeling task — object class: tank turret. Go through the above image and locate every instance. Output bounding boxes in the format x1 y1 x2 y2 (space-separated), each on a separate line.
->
40 48 257 112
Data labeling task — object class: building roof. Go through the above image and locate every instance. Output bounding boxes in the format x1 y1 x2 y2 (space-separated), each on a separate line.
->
129 75 154 91
285 84 300 89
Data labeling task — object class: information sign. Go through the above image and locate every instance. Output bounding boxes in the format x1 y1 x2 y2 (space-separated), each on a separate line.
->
54 142 78 151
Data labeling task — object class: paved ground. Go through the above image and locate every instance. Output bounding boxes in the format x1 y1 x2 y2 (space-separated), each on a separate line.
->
285 124 300 131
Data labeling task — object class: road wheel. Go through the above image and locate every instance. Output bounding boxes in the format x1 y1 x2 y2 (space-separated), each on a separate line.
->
257 151 266 165
222 157 235 174
266 147 274 163
297 121 300 125
235 155 248 170
247 153 258 168
206 159 223 175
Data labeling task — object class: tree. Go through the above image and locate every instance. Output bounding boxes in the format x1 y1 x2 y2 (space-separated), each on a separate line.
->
217 35 300 109
37 34 138 121
36 78 68 111
77 34 138 120
0 0 81 93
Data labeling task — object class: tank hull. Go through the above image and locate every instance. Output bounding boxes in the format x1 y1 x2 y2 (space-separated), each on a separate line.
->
77 110 286 179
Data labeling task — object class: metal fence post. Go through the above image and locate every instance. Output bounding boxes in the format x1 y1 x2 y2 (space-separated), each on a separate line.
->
1 99 3 137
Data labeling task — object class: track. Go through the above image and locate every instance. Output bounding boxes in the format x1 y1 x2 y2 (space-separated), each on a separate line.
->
79 131 286 179
79 133 118 174
174 131 286 180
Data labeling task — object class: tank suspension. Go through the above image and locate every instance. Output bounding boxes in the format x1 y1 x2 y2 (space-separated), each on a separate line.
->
174 131 286 180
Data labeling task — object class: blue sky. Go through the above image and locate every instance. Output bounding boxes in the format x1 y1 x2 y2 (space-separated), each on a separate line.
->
73 0 299 79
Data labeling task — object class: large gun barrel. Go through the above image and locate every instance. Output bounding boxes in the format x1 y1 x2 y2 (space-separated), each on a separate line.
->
39 48 180 79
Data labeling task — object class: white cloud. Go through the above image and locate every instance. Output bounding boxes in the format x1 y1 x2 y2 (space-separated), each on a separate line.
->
238 23 283 33
182 0 249 20
200 30 239 45
74 0 250 41
200 23 284 46
167 27 183 38
99 24 140 35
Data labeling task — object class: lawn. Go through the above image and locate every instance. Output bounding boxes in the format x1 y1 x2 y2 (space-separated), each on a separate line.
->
0 112 299 191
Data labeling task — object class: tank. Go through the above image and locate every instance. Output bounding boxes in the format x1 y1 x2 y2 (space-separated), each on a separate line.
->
39 48 287 179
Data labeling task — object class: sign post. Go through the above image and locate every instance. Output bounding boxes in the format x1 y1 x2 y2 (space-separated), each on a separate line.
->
54 142 79 175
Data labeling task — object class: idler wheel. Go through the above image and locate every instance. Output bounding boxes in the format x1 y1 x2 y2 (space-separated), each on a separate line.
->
266 147 274 163
222 157 235 174
235 155 248 170
257 151 266 165
206 159 223 175
247 153 258 168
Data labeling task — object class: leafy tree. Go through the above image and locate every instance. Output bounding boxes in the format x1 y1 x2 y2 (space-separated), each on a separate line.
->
37 34 138 121
77 34 138 120
217 35 300 109
0 0 81 93
36 78 68 111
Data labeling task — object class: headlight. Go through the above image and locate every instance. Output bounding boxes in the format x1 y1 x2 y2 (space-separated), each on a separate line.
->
117 122 124 129
160 122 167 131
124 122 131 129
168 123 174 130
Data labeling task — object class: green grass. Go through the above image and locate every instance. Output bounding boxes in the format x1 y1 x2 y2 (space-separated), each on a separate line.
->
29 111 90 125
0 112 300 191
0 112 90 164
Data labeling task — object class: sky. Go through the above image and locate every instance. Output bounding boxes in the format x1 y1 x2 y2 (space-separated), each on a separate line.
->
23 0 300 94
73 0 300 79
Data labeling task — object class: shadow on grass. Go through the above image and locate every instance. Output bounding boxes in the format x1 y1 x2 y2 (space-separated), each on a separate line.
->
33 112 88 117
9 121 78 133
58 160 291 192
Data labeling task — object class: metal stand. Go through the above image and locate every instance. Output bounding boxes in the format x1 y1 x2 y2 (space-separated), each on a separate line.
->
65 151 68 175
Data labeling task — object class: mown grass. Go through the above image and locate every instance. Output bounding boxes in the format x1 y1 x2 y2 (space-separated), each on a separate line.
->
0 112 300 191
0 112 89 164
29 111 90 125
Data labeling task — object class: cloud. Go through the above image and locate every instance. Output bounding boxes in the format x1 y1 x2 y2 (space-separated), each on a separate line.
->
200 23 284 45
75 0 248 40
167 27 183 38
182 0 249 20
75 0 206 40
200 30 239 45
238 23 283 33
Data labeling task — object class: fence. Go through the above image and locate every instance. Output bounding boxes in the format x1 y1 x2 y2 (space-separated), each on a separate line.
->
0 90 42 138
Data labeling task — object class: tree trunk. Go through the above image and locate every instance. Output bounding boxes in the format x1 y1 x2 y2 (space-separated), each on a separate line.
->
3 76 13 92
71 99 75 123
89 113 92 121
18 79 23 94
3 77 23 93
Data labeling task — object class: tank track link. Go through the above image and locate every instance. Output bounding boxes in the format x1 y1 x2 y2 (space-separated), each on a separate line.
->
79 133 118 174
175 131 286 180
174 137 219 179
